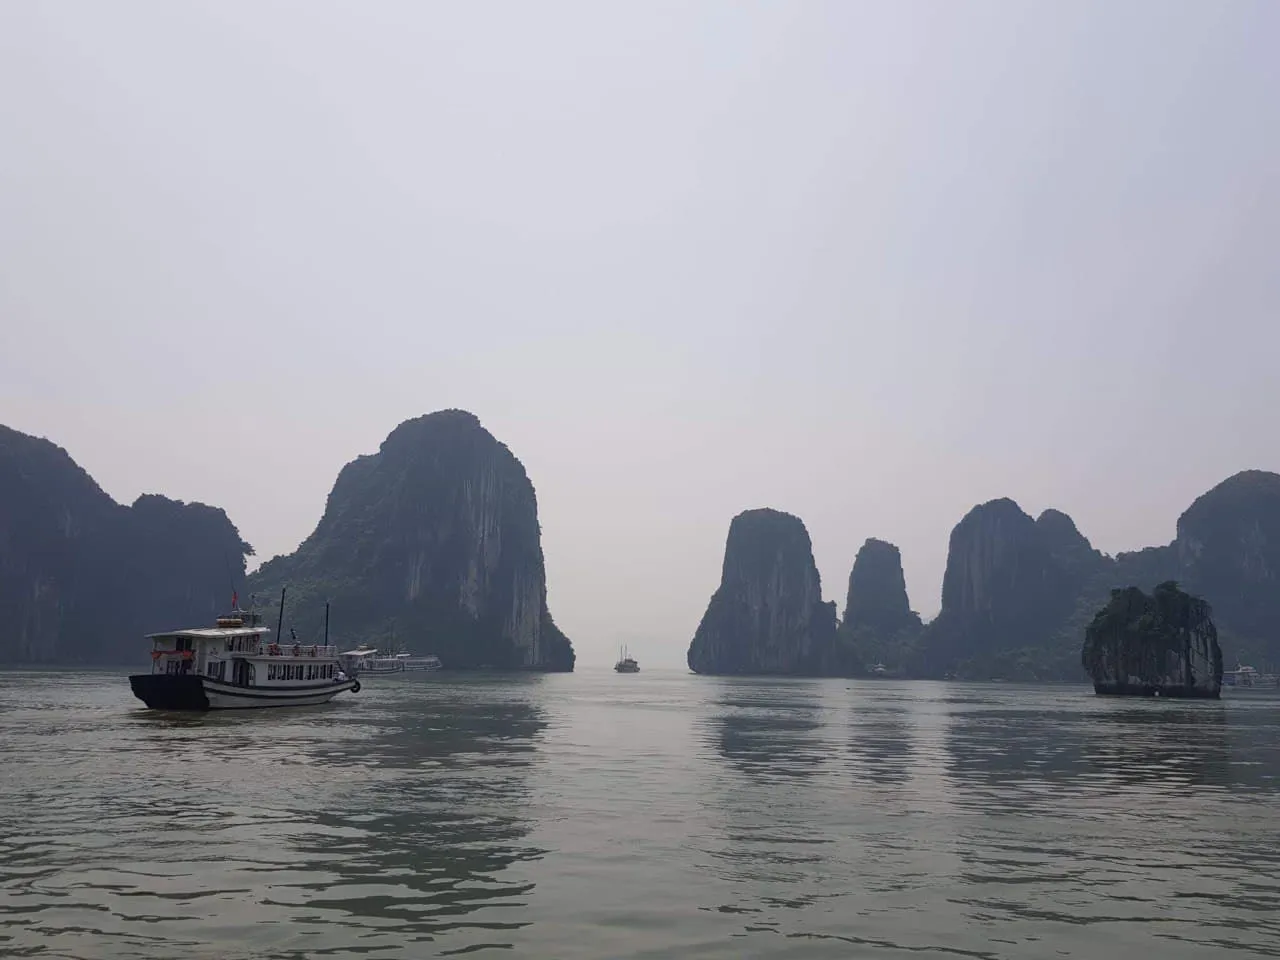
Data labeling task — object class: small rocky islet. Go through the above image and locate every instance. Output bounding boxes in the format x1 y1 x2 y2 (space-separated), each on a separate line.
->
1081 581 1223 698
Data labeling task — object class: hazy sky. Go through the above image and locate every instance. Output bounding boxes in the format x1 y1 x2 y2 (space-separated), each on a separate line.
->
2 1 1277 667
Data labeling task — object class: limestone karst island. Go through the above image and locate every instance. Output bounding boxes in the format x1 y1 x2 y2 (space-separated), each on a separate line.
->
684 471 1280 691
0 410 573 672
4 410 1280 694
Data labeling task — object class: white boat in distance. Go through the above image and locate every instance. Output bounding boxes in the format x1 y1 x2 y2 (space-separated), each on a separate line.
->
338 645 443 675
129 590 359 711
1223 664 1280 690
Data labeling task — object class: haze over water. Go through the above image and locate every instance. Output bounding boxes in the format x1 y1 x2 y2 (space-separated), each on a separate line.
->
2 671 1277 959
4 2 1279 665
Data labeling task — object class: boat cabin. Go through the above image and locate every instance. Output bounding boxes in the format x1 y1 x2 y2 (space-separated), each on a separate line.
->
147 611 341 689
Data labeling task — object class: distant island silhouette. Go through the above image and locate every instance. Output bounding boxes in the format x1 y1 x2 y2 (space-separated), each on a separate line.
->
687 475 1280 680
2 416 1278 680
0 413 572 671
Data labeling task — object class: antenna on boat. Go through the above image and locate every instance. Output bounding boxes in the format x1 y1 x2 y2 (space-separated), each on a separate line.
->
275 586 287 646
324 601 330 648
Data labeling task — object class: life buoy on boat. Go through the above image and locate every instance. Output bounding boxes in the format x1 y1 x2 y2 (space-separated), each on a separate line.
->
151 650 162 660
351 680 361 693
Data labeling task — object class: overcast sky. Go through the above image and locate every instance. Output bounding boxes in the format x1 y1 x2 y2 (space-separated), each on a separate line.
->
2 1 1277 667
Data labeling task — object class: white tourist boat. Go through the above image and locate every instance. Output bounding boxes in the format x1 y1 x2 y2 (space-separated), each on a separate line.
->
396 653 443 671
338 646 443 675
1223 664 1280 690
129 591 359 711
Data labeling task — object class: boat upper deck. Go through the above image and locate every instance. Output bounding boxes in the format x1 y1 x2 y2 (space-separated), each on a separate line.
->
147 626 272 641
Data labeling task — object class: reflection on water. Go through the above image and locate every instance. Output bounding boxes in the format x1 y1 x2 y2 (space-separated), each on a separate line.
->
705 679 828 779
944 696 1236 795
0 672 547 959
290 684 547 948
847 700 914 785
3 671 1280 959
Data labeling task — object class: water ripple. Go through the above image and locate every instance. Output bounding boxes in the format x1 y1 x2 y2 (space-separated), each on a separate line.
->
1 671 1279 958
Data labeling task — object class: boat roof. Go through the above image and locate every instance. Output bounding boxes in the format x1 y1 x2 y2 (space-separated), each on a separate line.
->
338 647 378 657
147 626 272 640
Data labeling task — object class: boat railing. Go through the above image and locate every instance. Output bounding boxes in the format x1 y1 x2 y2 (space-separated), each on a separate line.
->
219 641 339 658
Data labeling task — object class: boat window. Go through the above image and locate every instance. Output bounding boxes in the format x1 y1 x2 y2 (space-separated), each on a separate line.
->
268 665 275 681
218 661 226 681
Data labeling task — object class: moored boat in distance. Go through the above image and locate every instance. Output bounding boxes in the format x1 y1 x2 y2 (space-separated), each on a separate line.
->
395 652 443 671
1223 664 1280 690
338 646 443 675
614 645 639 673
129 590 358 711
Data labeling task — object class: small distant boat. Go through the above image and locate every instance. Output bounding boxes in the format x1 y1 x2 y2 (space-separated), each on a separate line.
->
1223 664 1280 690
394 652 443 672
129 589 358 711
614 645 639 673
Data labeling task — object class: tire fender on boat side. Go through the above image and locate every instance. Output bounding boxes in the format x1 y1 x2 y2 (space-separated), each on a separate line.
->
351 680 361 693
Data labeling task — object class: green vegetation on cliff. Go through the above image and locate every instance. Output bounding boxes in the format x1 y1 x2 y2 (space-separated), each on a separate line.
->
248 410 574 671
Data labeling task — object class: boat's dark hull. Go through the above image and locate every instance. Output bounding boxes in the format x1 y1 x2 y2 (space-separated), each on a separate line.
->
130 674 211 710
130 674 359 711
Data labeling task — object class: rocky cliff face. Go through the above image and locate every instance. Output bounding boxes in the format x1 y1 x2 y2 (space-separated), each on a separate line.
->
838 538 920 672
912 472 1280 679
1082 582 1222 697
917 499 1108 679
687 509 842 675
248 410 573 671
843 538 918 636
1173 471 1280 648
0 425 252 663
0 425 115 661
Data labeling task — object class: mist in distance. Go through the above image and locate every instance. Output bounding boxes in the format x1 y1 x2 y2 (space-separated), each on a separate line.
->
1 1 1277 667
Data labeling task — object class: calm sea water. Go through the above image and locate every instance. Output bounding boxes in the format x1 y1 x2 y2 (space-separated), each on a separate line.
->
1 669 1278 959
